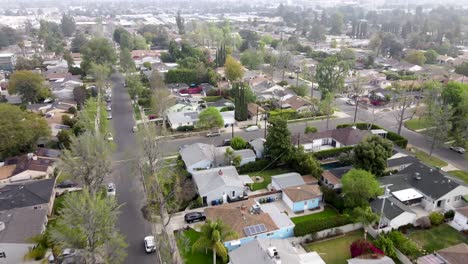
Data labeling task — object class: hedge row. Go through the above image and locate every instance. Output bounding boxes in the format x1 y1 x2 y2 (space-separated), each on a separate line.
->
386 231 421 259
336 123 408 148
294 215 353 236
237 159 272 174
312 146 354 159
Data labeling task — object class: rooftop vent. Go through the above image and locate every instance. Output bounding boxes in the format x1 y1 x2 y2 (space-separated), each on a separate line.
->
414 173 422 180
267 247 279 258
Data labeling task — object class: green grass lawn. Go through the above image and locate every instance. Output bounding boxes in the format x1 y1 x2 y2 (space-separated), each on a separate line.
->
176 228 225 264
305 230 364 264
133 104 142 120
448 170 468 184
408 224 468 253
291 206 339 224
413 149 448 168
404 118 431 131
249 168 294 190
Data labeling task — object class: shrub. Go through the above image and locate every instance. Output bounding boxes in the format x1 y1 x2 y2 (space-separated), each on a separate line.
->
374 235 397 259
294 215 352 236
387 231 421 259
429 212 444 226
176 125 194 132
304 126 318 134
238 159 272 174
320 186 346 213
416 216 431 229
138 98 152 108
350 239 384 258
269 109 299 120
61 115 76 127
312 146 354 159
67 106 77 114
230 136 247 150
444 210 455 219
277 80 289 87
220 106 235 112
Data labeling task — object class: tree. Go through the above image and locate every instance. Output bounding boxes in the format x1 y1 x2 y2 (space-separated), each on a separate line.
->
215 43 227 67
151 72 174 134
291 146 323 177
58 131 112 195
8 70 49 103
224 148 242 167
289 84 308 97
197 107 224 129
60 14 76 37
425 101 452 156
133 35 148 50
342 169 381 208
330 12 344 35
320 92 335 130
424 49 438 64
192 219 237 264
119 48 135 72
352 206 379 240
232 82 249 121
392 84 416 135
308 24 326 44
455 62 468 81
330 38 338 48
49 189 127 264
14 56 43 70
353 135 393 176
405 50 426 65
304 126 317 134
89 63 111 91
57 129 72 149
350 75 364 123
224 55 243 82
265 117 293 163
240 49 263 70
230 136 247 150
80 37 116 74
71 32 87 52
73 86 88 107
315 56 348 99
176 10 185 35
0 104 50 159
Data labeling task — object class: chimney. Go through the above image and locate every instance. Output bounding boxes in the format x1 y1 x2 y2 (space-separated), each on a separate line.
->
218 169 223 176
414 172 421 180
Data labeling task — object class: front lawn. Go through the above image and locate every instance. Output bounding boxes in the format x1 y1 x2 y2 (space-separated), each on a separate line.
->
249 168 294 191
408 224 468 253
176 228 225 264
413 149 448 168
304 230 364 264
133 104 141 120
448 170 468 184
291 206 339 224
404 118 431 131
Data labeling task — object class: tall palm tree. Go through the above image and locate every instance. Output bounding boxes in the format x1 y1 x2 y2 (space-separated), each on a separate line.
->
192 219 238 264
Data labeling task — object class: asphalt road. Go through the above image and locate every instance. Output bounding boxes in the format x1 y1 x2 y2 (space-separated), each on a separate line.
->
109 72 158 264
161 98 468 172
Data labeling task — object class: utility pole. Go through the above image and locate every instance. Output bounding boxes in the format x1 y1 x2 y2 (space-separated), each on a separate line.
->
256 104 259 125
231 124 234 138
264 114 267 138
377 184 393 234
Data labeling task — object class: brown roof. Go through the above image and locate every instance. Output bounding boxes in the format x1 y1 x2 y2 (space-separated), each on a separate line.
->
455 206 468 218
282 184 322 202
204 199 278 239
247 103 265 116
321 171 341 185
45 72 70 80
437 243 468 264
283 96 311 110
0 165 16 180
5 155 55 175
293 127 370 146
301 175 318 185
71 53 81 59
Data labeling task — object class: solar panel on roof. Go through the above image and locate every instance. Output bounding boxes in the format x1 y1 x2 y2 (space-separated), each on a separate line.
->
243 224 268 236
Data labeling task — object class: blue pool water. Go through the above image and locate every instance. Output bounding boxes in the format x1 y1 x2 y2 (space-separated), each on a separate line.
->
320 161 345 170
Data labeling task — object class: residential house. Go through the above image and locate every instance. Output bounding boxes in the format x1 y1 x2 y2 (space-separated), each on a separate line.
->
271 173 305 191
386 155 418 172
1 152 57 183
0 53 16 71
200 83 217 96
228 238 326 264
379 162 468 212
451 206 468 231
49 74 83 100
247 103 265 121
167 111 199 129
417 243 468 264
166 103 198 113
249 138 266 158
192 166 252 206
320 166 352 190
282 96 313 113
234 149 257 166
436 55 455 65
45 59 69 73
220 111 236 127
370 196 417 230
204 199 295 251
207 98 234 111
292 127 370 153
0 179 55 264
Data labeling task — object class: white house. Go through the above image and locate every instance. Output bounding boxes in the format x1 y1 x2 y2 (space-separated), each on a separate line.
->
371 196 417 230
167 111 198 130
233 149 256 166
249 138 266 158
451 206 468 231
271 173 305 191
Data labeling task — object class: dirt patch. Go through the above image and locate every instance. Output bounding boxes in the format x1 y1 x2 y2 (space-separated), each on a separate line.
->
251 175 265 183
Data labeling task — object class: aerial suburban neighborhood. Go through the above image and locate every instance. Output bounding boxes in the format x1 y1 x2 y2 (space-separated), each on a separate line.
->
1 0 468 263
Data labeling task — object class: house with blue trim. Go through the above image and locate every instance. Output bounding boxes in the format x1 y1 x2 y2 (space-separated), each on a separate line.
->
204 199 294 251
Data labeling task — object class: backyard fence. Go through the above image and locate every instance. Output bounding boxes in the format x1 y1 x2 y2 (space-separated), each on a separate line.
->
288 223 363 244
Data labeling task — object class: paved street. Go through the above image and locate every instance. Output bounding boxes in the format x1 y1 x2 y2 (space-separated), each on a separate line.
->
109 72 158 264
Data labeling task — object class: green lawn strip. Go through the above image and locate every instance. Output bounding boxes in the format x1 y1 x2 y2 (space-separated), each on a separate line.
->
304 230 364 264
133 104 142 120
176 228 226 264
291 207 339 224
249 168 295 191
414 149 448 168
404 118 431 131
448 170 468 184
408 224 468 253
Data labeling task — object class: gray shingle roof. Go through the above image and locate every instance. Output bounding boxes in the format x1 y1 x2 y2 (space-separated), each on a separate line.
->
387 156 418 168
233 149 256 159
192 166 244 196
179 143 216 167
0 179 55 211
271 173 305 189
370 196 414 220
0 206 48 243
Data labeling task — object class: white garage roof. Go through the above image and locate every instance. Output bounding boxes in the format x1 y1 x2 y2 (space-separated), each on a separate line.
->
392 188 423 202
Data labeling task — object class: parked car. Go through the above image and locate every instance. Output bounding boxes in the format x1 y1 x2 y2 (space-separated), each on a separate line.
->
144 236 156 253
107 114 112 120
184 212 206 224
57 180 77 188
450 146 466 154
346 99 356 106
221 139 231 147
132 125 138 133
107 183 116 196
206 131 221 137
106 105 112 111
246 125 259 132
106 133 113 142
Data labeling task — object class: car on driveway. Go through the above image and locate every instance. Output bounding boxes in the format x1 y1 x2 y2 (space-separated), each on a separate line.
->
57 180 77 188
184 212 206 224
450 146 466 154
144 236 156 253
346 99 356 106
107 183 116 196
246 125 259 132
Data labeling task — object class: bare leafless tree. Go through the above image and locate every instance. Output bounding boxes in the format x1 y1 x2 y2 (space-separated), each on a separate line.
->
392 84 415 135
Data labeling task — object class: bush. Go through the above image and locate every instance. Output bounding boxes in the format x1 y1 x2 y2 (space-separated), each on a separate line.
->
416 216 431 229
138 98 152 108
269 109 299 120
312 146 354 160
61 115 76 127
67 106 77 114
444 210 455 219
336 123 408 148
374 235 397 259
57 130 72 149
320 186 346 213
277 80 288 87
237 159 271 174
230 136 247 150
176 125 194 132
293 215 352 236
350 239 384 258
429 212 444 226
387 231 421 259
304 126 318 134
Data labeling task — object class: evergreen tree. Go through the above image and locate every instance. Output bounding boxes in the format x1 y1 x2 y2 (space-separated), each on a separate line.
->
233 82 248 121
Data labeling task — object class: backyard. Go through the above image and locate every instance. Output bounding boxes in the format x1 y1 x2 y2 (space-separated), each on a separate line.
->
408 224 468 253
249 168 294 191
449 170 468 184
176 228 225 264
304 230 364 264
291 206 339 224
